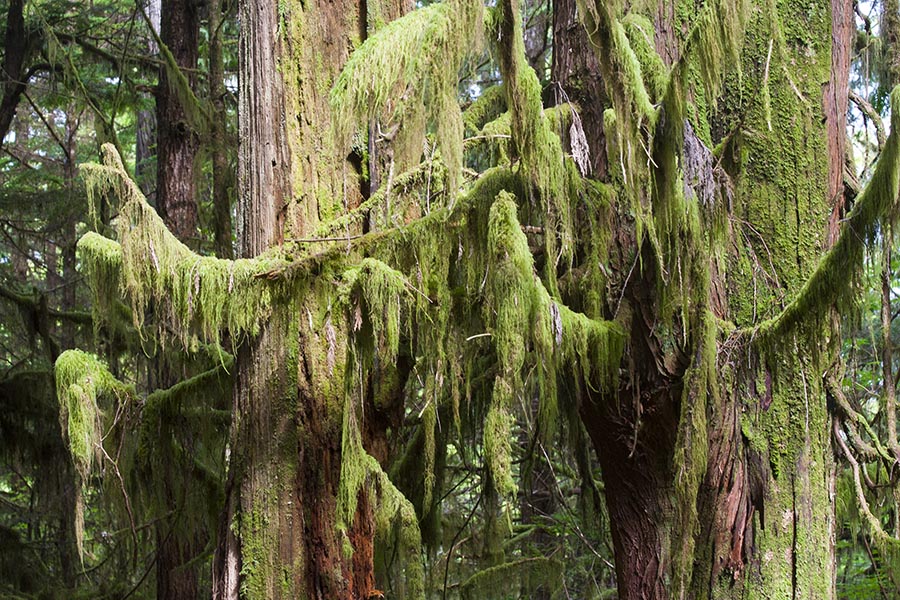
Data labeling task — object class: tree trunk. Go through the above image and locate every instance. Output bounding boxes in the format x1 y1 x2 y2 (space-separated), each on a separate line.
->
0 0 33 148
212 0 408 596
155 0 199 242
550 0 608 179
558 0 849 597
208 0 233 259
153 1 205 594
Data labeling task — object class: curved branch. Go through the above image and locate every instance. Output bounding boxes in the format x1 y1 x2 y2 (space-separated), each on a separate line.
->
755 86 900 339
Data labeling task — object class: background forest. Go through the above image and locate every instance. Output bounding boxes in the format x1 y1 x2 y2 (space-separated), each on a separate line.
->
2 0 900 597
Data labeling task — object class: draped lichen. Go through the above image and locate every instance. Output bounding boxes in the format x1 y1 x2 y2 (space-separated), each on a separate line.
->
79 144 285 349
54 349 133 561
330 0 484 192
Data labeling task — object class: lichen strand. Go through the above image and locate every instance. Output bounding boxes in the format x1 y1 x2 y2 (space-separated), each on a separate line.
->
495 0 575 279
336 394 425 599
54 349 133 561
80 144 284 349
483 192 623 495
330 0 484 192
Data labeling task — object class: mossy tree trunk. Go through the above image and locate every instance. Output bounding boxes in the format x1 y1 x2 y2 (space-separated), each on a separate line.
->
152 0 206 594
210 0 408 596
564 0 851 597
156 0 200 242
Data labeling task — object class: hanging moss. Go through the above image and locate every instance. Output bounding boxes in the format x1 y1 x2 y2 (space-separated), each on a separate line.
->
330 0 484 192
340 257 412 362
336 394 425 598
79 144 286 349
482 191 624 492
463 84 507 134
494 0 575 275
622 14 669 103
757 85 900 340
54 349 133 561
670 310 716 595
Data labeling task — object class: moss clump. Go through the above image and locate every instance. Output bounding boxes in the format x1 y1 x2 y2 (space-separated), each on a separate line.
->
80 144 286 349
330 0 484 192
54 349 133 561
55 350 131 482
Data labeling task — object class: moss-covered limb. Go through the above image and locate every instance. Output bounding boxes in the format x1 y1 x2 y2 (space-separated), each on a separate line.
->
827 376 895 466
330 0 483 193
266 167 526 287
0 283 92 325
494 0 574 273
80 144 287 348
308 159 444 240
459 557 563 599
336 394 425 598
754 86 900 340
463 84 507 134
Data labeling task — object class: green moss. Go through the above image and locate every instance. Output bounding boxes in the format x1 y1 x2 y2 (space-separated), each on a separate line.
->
622 14 669 103
463 84 507 134
80 144 286 349
330 0 484 192
459 557 563 599
54 349 133 562
670 311 715 595
495 0 575 276
336 394 425 598
340 257 412 361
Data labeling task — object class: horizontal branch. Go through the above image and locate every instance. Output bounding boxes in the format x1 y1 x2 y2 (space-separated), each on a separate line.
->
754 86 900 340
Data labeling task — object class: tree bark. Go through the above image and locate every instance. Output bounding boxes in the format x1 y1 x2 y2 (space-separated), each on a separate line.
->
155 0 200 242
550 0 608 178
213 0 408 596
558 0 848 597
